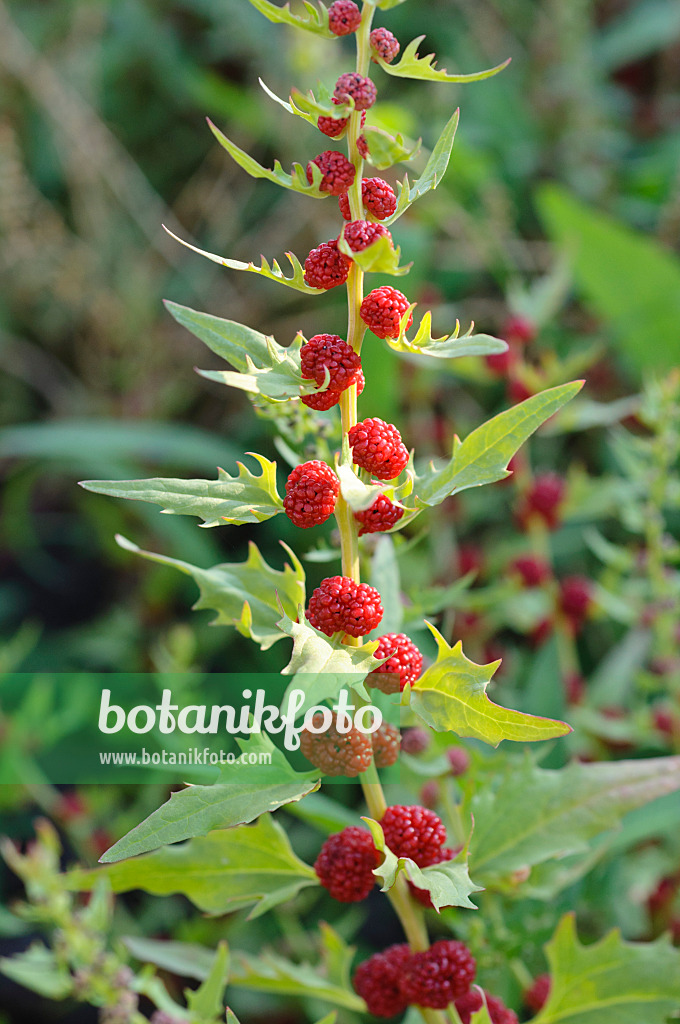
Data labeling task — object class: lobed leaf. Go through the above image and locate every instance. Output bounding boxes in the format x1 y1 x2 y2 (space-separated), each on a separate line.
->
80 453 283 527
68 814 317 919
197 338 321 402
361 127 421 171
409 624 571 746
164 228 323 296
385 109 460 224
114 535 305 650
186 943 229 1021
385 309 507 361
99 733 319 862
532 913 680 1024
208 119 327 197
376 36 510 84
338 230 411 276
246 0 334 37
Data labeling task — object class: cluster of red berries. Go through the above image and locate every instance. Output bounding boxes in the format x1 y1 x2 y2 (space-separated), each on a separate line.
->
307 575 383 637
300 715 400 778
326 1 401 66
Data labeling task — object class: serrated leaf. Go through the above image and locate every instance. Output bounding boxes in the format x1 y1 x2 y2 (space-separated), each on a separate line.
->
0 944 73 999
278 606 383 719
208 119 327 197
246 0 334 37
409 623 570 746
338 230 410 276
385 110 459 225
468 755 680 887
362 127 421 170
164 227 323 296
186 943 229 1021
533 914 680 1024
229 950 364 1011
81 454 283 527
68 814 317 919
377 36 510 83
386 309 507 360
364 819 482 911
197 338 321 402
415 381 583 508
99 733 319 862
115 536 305 650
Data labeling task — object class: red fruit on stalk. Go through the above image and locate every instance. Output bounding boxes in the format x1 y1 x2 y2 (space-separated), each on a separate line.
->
354 493 404 536
302 369 364 410
314 826 379 901
327 0 361 36
342 219 391 253
372 721 401 768
307 150 356 195
400 939 476 1008
360 286 413 339
307 575 383 637
333 72 377 111
366 632 423 693
300 334 361 392
455 990 518 1024
380 805 446 866
303 238 351 290
370 27 400 63
339 178 397 221
283 460 339 528
354 944 412 1017
300 712 373 777
348 418 409 480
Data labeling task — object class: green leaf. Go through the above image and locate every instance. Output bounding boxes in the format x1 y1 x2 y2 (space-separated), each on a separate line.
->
409 623 571 746
537 184 680 374
229 951 364 1011
165 300 272 371
468 755 680 887
81 454 283 527
532 913 680 1024
377 36 510 84
361 127 421 171
197 339 321 402
414 381 583 508
278 606 383 719
366 0 408 8
209 119 327 197
68 814 317 918
385 309 507 360
319 923 355 992
124 936 218 981
0 944 73 999
186 942 229 1021
246 0 334 37
364 818 482 911
164 227 323 296
385 110 460 224
259 80 350 127
99 734 319 863
115 536 304 650
338 230 411 277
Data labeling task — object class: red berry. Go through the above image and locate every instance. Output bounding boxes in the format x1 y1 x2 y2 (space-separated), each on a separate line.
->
455 990 518 1024
301 334 361 392
354 944 412 1018
372 721 400 768
307 150 356 195
565 671 585 704
317 113 349 138
348 418 409 480
283 461 339 528
401 727 430 755
511 554 551 587
559 575 593 629
367 633 423 693
485 349 512 376
314 826 379 901
524 974 551 1013
355 493 404 536
300 711 373 777
328 0 361 36
420 780 440 808
447 747 470 776
302 368 364 410
360 286 413 339
400 940 476 1008
357 134 369 159
457 544 484 578
380 805 446 866
303 238 351 290
408 846 458 907
307 575 383 638
370 27 400 63
508 377 534 404
339 178 397 221
334 72 377 112
504 314 535 345
518 473 566 530
342 219 390 252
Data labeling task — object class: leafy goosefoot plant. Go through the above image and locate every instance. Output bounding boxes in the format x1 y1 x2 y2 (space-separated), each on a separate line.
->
8 1 674 1022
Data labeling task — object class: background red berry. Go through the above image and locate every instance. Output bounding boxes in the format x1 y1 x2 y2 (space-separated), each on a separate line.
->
456 990 518 1024
372 721 400 768
524 974 551 1013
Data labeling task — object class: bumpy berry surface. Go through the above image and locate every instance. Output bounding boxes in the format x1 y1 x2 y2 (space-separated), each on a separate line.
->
408 846 457 907
511 554 550 587
401 940 476 1009
339 177 397 221
301 334 361 392
348 418 409 480
354 944 412 1018
307 150 356 195
333 72 377 111
327 0 361 35
317 113 348 138
283 461 339 529
370 26 400 63
360 286 413 339
300 712 373 777
524 975 551 1013
302 369 364 410
354 493 404 536
372 721 400 768
342 219 390 252
303 239 351 290
401 727 430 755
307 575 383 638
455 991 518 1024
314 826 378 901
380 805 446 866
367 632 423 693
